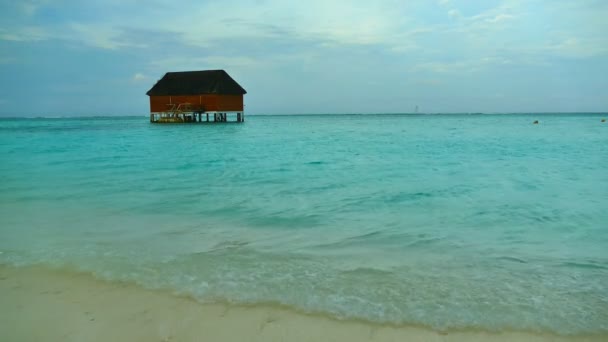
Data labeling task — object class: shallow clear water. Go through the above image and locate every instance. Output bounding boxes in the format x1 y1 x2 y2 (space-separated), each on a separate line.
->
1 114 607 334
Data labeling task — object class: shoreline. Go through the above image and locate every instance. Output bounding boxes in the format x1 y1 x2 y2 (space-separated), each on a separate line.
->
1 264 605 342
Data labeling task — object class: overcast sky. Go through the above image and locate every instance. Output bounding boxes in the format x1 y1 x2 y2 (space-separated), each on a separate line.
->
0 0 607 116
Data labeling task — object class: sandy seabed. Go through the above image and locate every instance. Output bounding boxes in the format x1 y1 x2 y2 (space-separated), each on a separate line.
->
0 265 605 342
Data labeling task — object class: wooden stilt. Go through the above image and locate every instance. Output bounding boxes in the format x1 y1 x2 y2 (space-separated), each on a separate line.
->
150 111 249 124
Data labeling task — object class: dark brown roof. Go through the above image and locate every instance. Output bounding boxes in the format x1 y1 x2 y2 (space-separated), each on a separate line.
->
146 70 247 96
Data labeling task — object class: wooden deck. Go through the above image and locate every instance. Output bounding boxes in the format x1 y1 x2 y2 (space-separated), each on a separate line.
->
150 103 244 123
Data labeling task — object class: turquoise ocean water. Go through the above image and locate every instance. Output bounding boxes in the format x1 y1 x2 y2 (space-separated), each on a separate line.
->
1 114 607 334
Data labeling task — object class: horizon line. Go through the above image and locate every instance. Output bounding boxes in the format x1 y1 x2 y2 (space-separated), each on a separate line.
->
0 112 606 119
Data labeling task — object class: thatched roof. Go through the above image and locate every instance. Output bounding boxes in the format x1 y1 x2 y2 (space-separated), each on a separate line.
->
146 70 247 96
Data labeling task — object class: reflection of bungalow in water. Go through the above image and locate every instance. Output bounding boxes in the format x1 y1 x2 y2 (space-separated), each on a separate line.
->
146 70 247 123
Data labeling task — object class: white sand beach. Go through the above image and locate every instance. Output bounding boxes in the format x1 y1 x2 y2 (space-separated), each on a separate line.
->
1 265 605 342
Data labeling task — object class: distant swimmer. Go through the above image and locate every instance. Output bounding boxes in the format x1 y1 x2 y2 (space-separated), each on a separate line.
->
533 120 539 124
602 118 606 122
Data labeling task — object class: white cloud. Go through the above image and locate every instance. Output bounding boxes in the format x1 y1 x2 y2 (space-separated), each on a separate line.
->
2 0 607 67
409 60 476 74
164 0 410 47
0 23 146 50
19 0 422 50
149 55 268 75
485 14 514 23
480 56 512 65
132 73 146 81
19 0 48 16
410 55 524 74
0 27 48 42
542 37 608 59
67 23 149 50
448 9 462 19
68 23 121 49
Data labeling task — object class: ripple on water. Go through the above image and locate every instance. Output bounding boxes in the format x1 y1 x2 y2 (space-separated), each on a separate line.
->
1 115 607 334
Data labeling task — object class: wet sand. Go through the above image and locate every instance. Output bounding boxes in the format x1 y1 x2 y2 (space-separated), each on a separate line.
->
0 265 605 342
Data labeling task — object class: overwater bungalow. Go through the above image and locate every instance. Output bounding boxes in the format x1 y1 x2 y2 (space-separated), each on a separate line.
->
146 70 247 123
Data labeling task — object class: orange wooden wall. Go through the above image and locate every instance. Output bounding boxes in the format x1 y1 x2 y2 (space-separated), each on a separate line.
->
217 95 244 111
149 95 243 112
